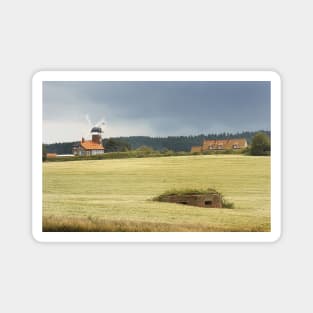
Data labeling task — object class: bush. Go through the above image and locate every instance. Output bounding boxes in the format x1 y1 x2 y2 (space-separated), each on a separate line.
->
242 147 251 155
223 149 233 154
202 150 212 155
136 145 155 154
161 149 175 156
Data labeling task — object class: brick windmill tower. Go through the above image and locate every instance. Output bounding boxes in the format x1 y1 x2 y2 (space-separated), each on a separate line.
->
90 125 104 145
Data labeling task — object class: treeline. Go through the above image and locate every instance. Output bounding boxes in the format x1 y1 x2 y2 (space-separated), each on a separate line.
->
44 130 270 154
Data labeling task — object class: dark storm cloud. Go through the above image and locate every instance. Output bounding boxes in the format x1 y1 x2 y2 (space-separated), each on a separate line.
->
43 81 270 141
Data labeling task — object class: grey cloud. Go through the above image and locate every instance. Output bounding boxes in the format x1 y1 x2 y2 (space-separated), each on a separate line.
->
43 81 270 141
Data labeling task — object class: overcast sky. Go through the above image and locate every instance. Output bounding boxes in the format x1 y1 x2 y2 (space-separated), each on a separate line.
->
43 81 270 143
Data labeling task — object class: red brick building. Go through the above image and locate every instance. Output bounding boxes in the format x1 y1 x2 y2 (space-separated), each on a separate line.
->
73 127 105 156
191 138 247 153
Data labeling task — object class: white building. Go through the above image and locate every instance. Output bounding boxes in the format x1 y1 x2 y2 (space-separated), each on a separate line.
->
73 127 105 156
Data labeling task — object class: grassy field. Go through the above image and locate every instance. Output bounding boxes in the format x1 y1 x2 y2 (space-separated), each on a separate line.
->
43 155 270 232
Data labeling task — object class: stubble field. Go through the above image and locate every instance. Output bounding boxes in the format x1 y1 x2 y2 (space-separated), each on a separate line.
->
43 155 270 232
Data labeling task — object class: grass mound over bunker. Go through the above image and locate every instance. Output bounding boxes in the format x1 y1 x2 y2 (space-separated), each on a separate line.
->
154 188 234 209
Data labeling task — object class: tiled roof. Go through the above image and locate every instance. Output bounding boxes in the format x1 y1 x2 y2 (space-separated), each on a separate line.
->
80 140 104 150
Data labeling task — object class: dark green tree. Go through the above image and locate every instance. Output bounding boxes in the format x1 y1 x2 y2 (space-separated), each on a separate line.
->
104 138 131 152
250 132 271 155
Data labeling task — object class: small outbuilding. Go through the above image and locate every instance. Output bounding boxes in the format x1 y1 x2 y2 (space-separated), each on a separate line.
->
46 153 57 158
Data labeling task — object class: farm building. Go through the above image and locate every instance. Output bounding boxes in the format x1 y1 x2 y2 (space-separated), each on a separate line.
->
46 153 74 158
191 138 247 153
73 127 105 156
46 153 57 159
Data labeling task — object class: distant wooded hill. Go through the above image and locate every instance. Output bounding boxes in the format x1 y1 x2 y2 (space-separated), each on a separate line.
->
44 130 270 154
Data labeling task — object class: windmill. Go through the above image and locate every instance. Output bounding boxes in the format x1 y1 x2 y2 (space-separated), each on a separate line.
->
84 115 106 144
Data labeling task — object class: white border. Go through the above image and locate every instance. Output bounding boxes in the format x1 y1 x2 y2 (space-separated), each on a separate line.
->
32 71 281 243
